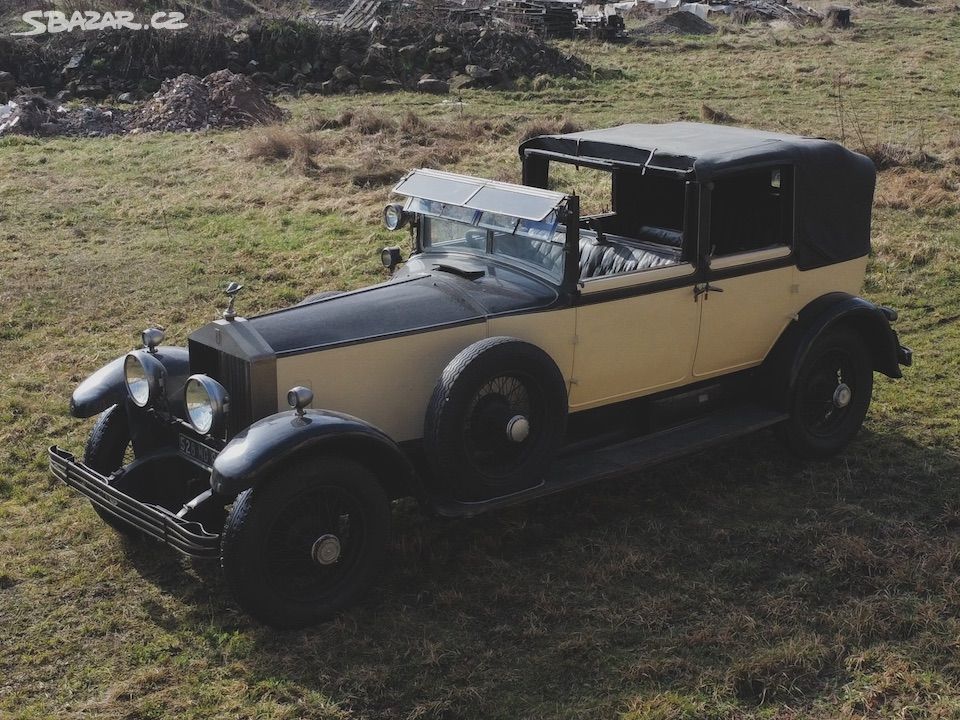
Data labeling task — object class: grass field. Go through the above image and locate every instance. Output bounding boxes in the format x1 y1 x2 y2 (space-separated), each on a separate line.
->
2 3 960 718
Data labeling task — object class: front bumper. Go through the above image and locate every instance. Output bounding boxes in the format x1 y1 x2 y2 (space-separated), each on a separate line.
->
49 446 221 558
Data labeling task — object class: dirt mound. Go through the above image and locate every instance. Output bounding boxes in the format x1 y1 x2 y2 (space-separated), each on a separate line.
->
638 11 717 34
131 70 286 133
0 94 125 137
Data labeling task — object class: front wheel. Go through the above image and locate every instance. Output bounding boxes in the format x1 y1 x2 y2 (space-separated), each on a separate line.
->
83 405 140 537
221 456 391 628
778 329 873 458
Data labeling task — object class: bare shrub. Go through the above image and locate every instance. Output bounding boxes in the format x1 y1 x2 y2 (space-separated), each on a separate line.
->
859 142 940 170
348 109 396 135
399 111 427 134
246 127 322 174
351 167 405 187
516 118 583 143
700 103 736 124
467 118 516 138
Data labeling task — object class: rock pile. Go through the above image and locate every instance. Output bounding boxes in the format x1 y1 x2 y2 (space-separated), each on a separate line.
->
637 11 717 35
0 94 125 137
130 70 286 133
0 18 587 102
0 70 284 137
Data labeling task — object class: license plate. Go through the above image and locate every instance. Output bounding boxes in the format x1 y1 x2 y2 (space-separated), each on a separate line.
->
178 434 219 470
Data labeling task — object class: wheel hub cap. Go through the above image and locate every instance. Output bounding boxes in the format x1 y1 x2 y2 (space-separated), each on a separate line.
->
505 415 530 443
833 383 852 409
311 534 342 566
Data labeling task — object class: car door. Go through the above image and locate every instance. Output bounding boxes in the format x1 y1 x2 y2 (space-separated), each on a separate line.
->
692 165 798 378
568 263 702 410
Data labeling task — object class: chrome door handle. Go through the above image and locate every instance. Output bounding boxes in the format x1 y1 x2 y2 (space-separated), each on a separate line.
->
694 283 724 300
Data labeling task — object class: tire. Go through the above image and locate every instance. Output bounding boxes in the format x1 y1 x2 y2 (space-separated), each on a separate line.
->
221 456 391 628
423 337 568 502
778 328 873 458
83 405 141 538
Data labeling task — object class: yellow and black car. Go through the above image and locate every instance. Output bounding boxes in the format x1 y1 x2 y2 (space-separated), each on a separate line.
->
50 122 911 627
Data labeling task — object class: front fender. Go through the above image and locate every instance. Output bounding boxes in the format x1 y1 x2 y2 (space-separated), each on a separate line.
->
70 346 191 418
211 409 418 500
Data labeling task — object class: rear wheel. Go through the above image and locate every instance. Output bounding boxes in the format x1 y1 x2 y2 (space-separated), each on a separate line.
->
778 329 873 458
83 405 141 537
221 456 391 628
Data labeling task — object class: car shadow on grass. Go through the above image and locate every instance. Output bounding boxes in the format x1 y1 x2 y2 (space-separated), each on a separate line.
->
120 427 960 718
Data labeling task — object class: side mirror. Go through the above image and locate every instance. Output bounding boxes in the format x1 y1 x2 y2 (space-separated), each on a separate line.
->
381 246 403 271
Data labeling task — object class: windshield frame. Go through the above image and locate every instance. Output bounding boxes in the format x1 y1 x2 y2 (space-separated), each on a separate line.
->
408 197 571 285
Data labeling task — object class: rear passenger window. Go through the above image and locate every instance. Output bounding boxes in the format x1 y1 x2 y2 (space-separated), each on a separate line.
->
710 166 793 256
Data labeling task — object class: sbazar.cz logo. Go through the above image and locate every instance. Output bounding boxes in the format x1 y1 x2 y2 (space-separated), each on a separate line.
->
12 10 188 36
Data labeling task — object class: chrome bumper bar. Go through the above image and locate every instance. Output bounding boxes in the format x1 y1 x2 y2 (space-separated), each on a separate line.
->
49 446 220 558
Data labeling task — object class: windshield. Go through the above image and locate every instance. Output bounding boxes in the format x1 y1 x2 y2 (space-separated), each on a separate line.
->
409 197 566 281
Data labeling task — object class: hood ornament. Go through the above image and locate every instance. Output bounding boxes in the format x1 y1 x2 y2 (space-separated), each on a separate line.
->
223 282 243 321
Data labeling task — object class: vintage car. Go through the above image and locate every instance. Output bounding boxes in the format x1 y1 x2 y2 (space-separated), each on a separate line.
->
50 122 912 627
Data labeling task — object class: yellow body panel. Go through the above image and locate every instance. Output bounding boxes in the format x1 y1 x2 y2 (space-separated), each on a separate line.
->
693 255 868 378
273 256 867 441
693 265 796 377
569 264 701 410
486 309 577 384
276 324 485 442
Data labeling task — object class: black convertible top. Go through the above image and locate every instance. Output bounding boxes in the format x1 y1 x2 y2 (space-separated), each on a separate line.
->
519 122 876 269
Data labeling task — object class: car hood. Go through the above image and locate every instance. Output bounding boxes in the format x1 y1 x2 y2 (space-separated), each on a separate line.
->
245 259 558 356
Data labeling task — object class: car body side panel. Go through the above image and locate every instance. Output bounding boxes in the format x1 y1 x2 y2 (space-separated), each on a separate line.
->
692 255 867 379
794 256 868 308
693 265 796 377
568 281 702 411
486 309 577 391
274 324 486 443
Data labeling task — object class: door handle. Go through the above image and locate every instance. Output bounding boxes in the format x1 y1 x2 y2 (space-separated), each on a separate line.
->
694 283 724 300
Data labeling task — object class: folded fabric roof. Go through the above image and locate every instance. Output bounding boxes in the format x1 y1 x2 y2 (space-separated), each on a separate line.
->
519 121 876 270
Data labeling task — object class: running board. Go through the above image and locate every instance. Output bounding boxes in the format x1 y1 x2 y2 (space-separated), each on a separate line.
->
432 404 788 518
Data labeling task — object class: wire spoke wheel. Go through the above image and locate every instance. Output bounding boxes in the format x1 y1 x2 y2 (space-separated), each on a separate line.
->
222 456 391 628
798 349 856 437
462 373 541 476
263 485 365 602
424 337 568 502
779 329 873 459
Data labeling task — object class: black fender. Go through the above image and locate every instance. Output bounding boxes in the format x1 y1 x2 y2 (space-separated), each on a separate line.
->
70 346 192 418
210 409 419 501
762 292 906 409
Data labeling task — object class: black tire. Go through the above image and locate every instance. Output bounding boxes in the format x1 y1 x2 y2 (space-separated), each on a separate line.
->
778 328 873 458
221 456 391 628
83 405 141 538
423 337 568 502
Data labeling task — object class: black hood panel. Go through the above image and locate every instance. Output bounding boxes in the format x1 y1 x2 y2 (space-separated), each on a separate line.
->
247 259 558 355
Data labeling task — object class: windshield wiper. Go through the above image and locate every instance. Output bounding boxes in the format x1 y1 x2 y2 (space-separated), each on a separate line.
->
432 263 485 280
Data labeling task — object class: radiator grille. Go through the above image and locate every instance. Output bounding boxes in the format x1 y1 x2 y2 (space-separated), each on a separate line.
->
188 340 252 437
219 352 252 435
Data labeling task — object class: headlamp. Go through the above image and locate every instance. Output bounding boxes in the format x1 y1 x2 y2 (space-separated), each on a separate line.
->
123 351 166 408
183 375 230 435
383 203 408 231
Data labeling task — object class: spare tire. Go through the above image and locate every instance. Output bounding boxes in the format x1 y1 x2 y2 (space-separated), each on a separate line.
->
424 337 568 502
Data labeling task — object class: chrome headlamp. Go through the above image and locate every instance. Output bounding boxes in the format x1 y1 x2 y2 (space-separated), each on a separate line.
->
184 374 229 435
124 351 166 408
382 203 409 231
